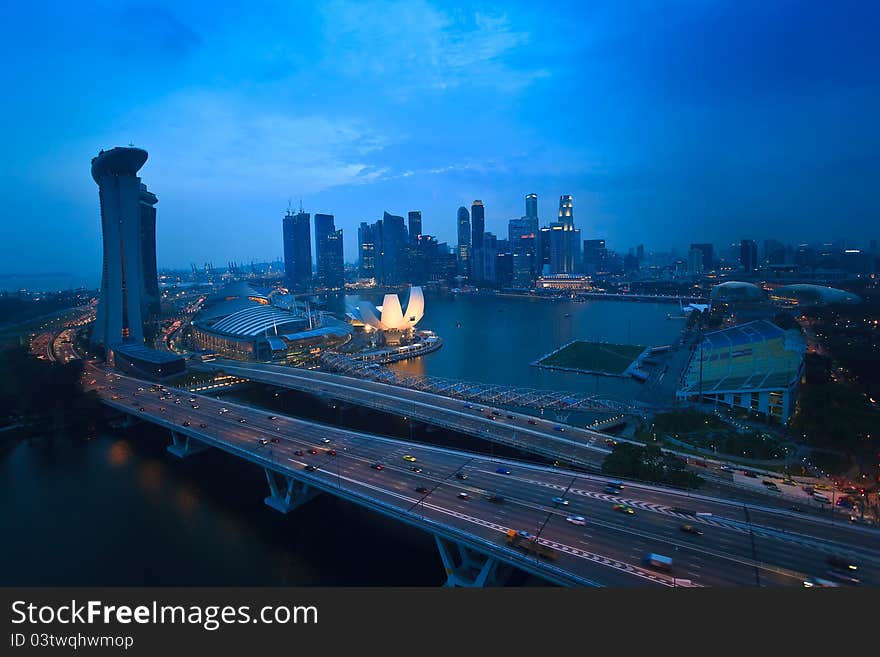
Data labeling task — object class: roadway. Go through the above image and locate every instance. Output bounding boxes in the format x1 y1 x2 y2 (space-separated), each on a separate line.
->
89 367 880 587
193 359 847 514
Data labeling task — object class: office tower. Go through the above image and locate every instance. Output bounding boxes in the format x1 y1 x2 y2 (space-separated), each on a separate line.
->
314 213 344 289
740 239 758 272
470 200 485 282
283 208 312 289
687 248 704 275
548 223 567 274
139 183 160 317
763 239 786 265
525 193 538 229
508 217 530 246
583 239 607 275
636 244 645 261
483 232 498 283
91 146 152 347
358 222 376 278
558 194 573 228
456 206 470 277
689 243 714 271
380 211 407 285
408 211 422 244
539 226 552 273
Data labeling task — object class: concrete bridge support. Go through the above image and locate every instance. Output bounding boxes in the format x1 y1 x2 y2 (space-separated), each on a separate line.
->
167 431 208 458
264 468 319 514
434 535 507 587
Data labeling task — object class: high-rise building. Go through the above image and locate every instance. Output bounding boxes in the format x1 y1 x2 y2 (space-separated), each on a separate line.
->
315 213 344 289
558 194 573 228
583 239 607 275
483 232 498 283
689 243 714 271
687 248 704 275
525 193 538 228
283 209 312 289
456 206 470 277
358 222 376 279
471 200 485 282
408 211 422 244
92 147 153 348
763 239 786 265
740 239 758 272
636 244 645 261
380 211 407 285
139 183 160 317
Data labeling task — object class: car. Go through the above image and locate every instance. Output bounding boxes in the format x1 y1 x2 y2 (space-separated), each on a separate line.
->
826 555 858 571
604 438 617 447
551 496 570 506
743 470 758 478
182 421 190 427
553 425 564 432
604 485 622 494
606 481 625 490
496 467 511 475
372 463 384 471
191 404 200 409
402 455 417 462
159 407 167 413
454 472 468 480
486 415 497 421
491 410 500 416
271 437 280 444
517 529 535 540
327 449 337 456
506 414 515 419
719 464 732 472
802 577 840 588
137 387 144 391
321 438 331 444
566 515 586 526
410 466 423 473
458 492 470 500
825 570 860 586
527 419 538 425
188 397 196 402
487 494 505 503
464 403 473 409
238 418 247 423
198 423 207 428
680 524 703 535
174 399 181 404
294 450 304 456
258 438 269 445
782 479 797 486
220 408 229 414
415 486 430 494
613 504 635 515
304 464 318 472
309 449 319 455
268 415 278 420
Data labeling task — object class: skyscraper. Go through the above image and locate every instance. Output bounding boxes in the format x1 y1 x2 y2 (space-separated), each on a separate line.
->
315 213 344 289
408 211 422 244
471 200 485 282
483 232 498 283
456 206 470 277
740 239 758 271
689 243 714 271
558 194 573 228
358 221 376 278
525 193 538 228
283 209 312 289
91 146 152 348
380 211 407 285
139 183 160 317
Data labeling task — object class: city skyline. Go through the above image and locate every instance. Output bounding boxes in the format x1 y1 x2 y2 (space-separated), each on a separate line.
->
1 1 878 281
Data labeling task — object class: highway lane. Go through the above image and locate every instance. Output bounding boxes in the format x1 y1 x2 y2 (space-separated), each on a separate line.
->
92 370 880 587
198 360 845 516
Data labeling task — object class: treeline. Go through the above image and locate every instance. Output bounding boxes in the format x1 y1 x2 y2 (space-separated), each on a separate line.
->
602 443 703 490
0 346 103 436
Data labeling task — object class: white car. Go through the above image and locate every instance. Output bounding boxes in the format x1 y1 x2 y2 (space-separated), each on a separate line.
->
566 516 586 526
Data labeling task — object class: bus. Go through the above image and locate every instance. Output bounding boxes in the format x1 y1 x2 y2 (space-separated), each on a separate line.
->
643 553 674 572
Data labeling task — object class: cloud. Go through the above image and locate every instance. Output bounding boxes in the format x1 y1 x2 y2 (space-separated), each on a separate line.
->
118 3 203 58
317 0 548 95
118 92 396 195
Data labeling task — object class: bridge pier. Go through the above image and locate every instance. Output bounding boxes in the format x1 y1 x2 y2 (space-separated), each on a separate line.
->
166 431 208 458
264 468 318 514
434 535 507 587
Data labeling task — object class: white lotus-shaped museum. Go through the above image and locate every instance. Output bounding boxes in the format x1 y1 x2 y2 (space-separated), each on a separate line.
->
354 286 424 331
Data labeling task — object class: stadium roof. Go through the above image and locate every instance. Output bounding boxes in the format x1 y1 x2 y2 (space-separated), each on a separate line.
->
679 320 804 394
208 305 307 337
771 284 861 305
710 281 764 301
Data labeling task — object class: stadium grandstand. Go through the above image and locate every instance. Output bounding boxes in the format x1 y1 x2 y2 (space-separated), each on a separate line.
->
676 320 805 424
190 282 351 362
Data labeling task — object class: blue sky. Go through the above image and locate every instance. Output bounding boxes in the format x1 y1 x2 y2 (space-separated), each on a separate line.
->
1 0 878 282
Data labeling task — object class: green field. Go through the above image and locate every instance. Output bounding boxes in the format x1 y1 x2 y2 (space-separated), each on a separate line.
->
538 340 644 375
